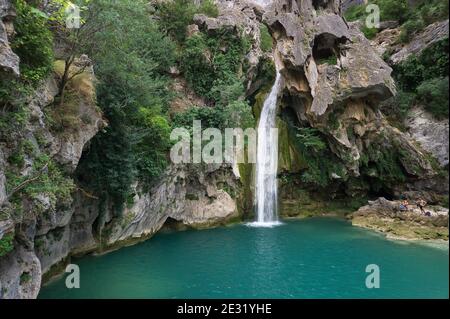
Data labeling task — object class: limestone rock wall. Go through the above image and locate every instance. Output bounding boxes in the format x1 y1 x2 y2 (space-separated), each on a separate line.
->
0 69 104 298
262 0 434 185
0 0 19 76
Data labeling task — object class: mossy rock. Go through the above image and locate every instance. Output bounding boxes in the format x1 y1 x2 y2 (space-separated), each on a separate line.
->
277 118 306 173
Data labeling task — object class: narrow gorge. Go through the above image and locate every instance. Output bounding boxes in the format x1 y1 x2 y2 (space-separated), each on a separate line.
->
0 0 448 299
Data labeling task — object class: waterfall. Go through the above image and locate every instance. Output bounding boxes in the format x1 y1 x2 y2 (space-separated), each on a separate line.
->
249 62 283 227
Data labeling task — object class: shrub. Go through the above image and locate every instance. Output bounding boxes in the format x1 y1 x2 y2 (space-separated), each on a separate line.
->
172 106 227 131
416 77 449 120
288 126 346 187
393 38 449 91
158 0 219 43
199 0 219 18
361 141 407 190
11 0 54 84
181 34 215 97
399 18 424 43
361 24 379 40
260 24 273 53
377 0 409 23
181 29 251 102
0 233 14 257
344 4 366 22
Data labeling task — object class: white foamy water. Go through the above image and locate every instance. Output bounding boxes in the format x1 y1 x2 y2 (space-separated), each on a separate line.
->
249 62 282 227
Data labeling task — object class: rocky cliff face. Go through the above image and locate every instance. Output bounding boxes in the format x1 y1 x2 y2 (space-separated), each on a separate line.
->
0 72 243 298
0 0 19 76
261 0 436 193
0 64 105 298
371 19 449 170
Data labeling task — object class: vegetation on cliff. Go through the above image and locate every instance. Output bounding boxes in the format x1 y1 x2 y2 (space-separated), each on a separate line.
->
381 38 449 124
345 0 449 42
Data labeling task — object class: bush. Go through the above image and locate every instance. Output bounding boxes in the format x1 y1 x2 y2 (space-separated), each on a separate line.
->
399 18 424 43
288 125 346 188
344 0 448 43
11 0 54 84
158 0 219 43
377 0 409 23
416 77 449 120
394 38 449 91
361 24 379 40
76 0 176 213
181 29 251 102
260 24 273 53
418 0 449 25
181 34 215 97
0 233 14 257
361 140 407 190
199 0 219 18
172 106 227 131
344 4 366 22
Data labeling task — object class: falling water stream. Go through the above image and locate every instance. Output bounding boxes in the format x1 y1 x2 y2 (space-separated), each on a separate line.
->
249 59 283 227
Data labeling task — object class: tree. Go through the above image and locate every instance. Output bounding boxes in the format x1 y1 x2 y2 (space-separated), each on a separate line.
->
75 0 177 216
45 0 104 105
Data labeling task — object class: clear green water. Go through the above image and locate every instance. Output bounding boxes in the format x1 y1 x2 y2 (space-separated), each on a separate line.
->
38 218 449 299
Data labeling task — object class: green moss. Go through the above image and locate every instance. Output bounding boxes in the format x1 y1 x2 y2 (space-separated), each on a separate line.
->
277 118 305 173
237 162 254 217
360 137 407 191
316 55 338 65
0 233 15 257
20 272 32 284
260 24 273 53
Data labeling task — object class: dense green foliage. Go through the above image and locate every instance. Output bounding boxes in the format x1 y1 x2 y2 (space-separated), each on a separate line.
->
11 0 54 84
172 102 254 132
360 140 407 191
345 0 449 42
0 233 14 257
157 0 218 43
393 39 449 91
388 38 449 121
260 24 273 53
286 122 346 188
416 77 449 120
181 29 251 103
75 0 176 213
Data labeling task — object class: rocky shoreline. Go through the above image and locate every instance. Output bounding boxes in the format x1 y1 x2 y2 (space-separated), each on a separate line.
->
349 197 449 241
